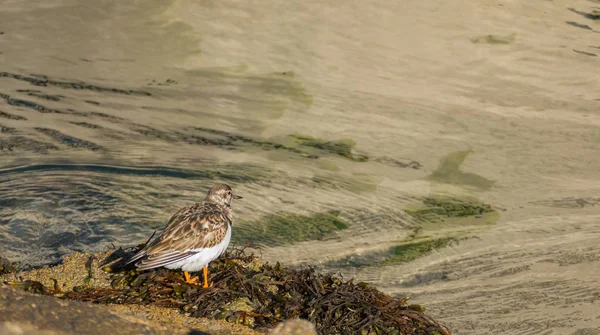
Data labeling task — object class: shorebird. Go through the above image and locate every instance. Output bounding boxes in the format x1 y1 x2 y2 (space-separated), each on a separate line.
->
127 184 241 288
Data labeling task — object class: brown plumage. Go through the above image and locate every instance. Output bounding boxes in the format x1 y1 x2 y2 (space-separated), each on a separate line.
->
127 183 242 287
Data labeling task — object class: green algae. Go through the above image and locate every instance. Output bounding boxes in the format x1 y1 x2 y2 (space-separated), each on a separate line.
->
393 196 497 263
320 237 459 270
323 196 498 270
405 196 497 226
379 238 458 266
232 211 349 247
427 150 494 190
285 134 369 162
187 127 368 162
470 33 515 44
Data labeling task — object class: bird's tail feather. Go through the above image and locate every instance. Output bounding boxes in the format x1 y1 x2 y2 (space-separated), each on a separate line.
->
126 249 147 265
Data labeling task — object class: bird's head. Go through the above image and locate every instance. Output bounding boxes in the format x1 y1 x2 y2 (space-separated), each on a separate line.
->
205 184 242 207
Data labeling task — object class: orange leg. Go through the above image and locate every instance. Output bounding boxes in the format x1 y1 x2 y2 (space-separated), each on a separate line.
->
203 266 213 288
183 271 200 285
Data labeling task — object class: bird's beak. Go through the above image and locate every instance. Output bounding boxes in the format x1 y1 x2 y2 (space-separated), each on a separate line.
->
234 195 243 199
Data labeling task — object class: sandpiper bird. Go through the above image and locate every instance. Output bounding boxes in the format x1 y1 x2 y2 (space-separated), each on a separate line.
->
127 184 241 288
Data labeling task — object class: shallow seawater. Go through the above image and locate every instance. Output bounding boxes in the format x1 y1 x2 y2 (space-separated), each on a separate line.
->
1 1 600 333
0 0 434 268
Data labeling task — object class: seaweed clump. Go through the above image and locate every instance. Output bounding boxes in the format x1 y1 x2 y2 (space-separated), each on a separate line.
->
61 248 449 335
379 238 458 266
233 210 349 247
405 197 495 222
287 134 369 162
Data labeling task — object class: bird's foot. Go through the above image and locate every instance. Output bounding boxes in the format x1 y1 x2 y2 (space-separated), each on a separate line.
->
201 266 214 289
183 271 200 285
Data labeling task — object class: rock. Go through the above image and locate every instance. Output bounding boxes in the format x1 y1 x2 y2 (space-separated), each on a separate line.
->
0 283 262 335
0 285 177 335
0 321 59 335
268 319 317 335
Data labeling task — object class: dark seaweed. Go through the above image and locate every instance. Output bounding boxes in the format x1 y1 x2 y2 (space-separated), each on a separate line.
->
62 248 450 335
0 72 152 96
0 110 27 120
34 127 103 151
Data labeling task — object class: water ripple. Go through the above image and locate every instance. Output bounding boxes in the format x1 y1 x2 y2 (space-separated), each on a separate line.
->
0 163 263 181
0 163 265 267
0 72 152 96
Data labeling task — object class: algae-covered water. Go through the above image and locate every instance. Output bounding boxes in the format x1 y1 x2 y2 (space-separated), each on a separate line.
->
1 1 600 334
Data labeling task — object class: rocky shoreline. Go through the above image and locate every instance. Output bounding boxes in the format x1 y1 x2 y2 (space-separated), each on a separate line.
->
0 248 450 335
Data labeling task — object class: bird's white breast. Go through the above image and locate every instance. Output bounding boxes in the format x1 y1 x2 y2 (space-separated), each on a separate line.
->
164 224 232 272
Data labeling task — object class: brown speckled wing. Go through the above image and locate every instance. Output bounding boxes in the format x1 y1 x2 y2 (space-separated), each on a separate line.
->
148 202 230 253
131 202 231 270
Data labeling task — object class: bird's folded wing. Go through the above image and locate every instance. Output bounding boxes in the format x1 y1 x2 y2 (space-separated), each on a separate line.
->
135 250 196 271
131 203 230 270
146 203 230 253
